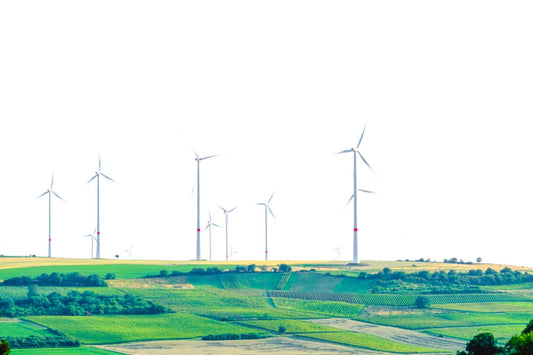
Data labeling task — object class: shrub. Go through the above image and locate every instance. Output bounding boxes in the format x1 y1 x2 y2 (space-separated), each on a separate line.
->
415 296 431 309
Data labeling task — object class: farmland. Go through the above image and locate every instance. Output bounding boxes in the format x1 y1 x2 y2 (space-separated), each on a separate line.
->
1 257 533 354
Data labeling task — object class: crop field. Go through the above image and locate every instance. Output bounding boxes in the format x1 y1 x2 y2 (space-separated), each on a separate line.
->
239 319 342 333
26 313 261 344
424 324 526 342
434 301 533 313
272 297 365 318
299 331 442 353
0 319 56 337
357 308 533 329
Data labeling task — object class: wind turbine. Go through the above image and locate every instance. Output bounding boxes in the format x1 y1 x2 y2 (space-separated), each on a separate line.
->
82 228 97 259
88 155 114 259
203 213 221 261
256 193 275 261
337 126 373 264
219 206 237 261
122 245 134 259
334 246 343 260
194 152 217 261
38 174 64 258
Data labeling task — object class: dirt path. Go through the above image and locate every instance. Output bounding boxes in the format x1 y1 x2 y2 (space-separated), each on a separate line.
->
309 318 465 352
95 337 402 355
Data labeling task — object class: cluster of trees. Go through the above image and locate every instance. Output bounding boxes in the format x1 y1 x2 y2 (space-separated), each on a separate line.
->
358 267 533 292
458 320 533 354
201 333 269 341
0 339 9 355
3 335 79 349
148 264 292 278
0 287 168 317
2 272 108 287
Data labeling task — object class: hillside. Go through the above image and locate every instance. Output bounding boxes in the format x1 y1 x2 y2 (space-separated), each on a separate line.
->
1 258 533 354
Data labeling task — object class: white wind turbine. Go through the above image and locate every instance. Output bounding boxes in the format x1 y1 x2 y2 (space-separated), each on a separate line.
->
256 193 275 261
88 155 114 259
219 206 237 261
194 152 217 261
337 126 374 264
203 213 221 261
82 228 97 259
334 246 343 260
38 174 64 258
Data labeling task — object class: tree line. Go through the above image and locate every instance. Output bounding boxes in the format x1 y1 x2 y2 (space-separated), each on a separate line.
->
1 272 111 287
146 264 292 278
355 267 533 293
0 287 169 317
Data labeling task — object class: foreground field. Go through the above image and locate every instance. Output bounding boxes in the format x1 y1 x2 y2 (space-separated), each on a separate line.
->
2 257 533 354
95 337 413 355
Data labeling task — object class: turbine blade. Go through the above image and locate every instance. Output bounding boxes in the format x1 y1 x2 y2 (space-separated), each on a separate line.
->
357 125 366 148
256 203 266 206
200 154 218 161
52 191 65 201
268 192 275 204
101 173 115 182
268 206 276 219
87 175 97 184
336 149 353 154
50 174 54 189
345 194 354 208
203 224 211 232
357 151 373 171
212 223 222 228
359 189 377 194
228 207 237 213
38 191 49 198
98 154 101 171
219 205 228 213
194 150 199 159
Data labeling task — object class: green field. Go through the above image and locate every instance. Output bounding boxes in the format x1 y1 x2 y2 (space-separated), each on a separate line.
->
240 319 342 333
26 313 262 344
301 331 442 353
1 257 533 354
11 347 119 354
0 319 57 337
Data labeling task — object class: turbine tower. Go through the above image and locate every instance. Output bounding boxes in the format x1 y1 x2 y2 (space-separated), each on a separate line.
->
82 228 96 259
204 213 221 261
220 206 237 261
38 174 64 258
88 155 114 259
195 152 217 261
256 193 275 261
337 127 373 264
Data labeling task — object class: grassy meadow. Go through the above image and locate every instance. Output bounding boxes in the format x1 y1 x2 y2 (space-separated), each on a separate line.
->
1 257 533 354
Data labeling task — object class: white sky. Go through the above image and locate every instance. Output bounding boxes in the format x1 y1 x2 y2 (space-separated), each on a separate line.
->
1 1 532 266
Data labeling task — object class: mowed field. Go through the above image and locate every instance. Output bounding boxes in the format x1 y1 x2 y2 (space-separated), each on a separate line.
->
2 257 533 354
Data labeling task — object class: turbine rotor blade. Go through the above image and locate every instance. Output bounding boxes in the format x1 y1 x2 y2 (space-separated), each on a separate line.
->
268 206 276 219
228 207 237 213
200 154 218 161
98 154 101 171
357 151 373 171
38 191 49 198
336 149 353 154
50 174 54 189
87 175 97 184
345 194 354 208
268 192 275 204
357 125 366 148
219 205 227 213
52 191 65 201
212 223 222 228
359 189 377 194
100 173 115 182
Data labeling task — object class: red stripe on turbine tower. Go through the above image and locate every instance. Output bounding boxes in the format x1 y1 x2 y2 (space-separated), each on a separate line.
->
197 228 201 232
354 228 358 232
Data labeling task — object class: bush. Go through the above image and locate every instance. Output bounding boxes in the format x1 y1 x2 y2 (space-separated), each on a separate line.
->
278 326 287 334
415 296 431 309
